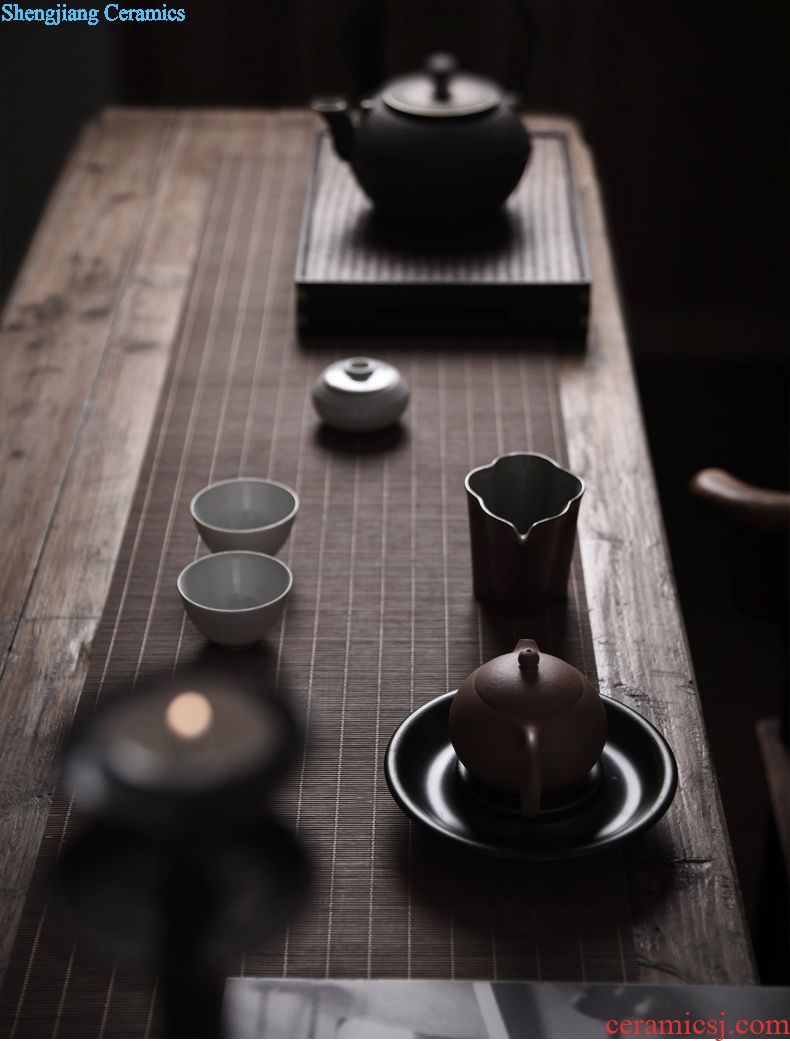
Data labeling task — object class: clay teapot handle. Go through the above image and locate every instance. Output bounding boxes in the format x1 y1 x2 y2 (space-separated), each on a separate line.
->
519 725 541 817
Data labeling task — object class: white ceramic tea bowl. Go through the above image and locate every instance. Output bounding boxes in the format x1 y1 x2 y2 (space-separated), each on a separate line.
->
177 551 292 647
190 477 299 554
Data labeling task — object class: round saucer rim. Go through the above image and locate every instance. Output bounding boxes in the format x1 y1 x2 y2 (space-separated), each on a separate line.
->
384 690 679 860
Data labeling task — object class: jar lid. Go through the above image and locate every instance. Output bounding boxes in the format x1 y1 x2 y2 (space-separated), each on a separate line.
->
382 53 501 118
312 356 409 432
473 640 584 717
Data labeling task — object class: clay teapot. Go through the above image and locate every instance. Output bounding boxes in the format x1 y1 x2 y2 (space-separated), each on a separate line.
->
312 53 531 227
449 639 607 816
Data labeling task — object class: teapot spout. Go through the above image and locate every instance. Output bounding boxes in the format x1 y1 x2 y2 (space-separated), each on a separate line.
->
311 97 354 161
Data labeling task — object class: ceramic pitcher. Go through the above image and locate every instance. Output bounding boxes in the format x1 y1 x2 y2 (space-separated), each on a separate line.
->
465 452 584 615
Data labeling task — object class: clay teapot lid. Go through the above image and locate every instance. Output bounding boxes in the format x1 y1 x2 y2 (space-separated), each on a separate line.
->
382 53 502 119
473 639 584 717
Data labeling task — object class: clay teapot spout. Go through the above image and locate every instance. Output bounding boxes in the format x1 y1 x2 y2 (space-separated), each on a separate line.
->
311 97 355 161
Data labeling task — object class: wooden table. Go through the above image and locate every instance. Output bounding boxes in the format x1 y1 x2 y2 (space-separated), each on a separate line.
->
0 108 755 986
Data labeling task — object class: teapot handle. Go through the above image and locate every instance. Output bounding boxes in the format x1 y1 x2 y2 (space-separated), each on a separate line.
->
519 724 541 817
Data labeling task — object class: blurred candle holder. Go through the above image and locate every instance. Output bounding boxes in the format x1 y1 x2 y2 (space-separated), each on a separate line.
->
54 664 309 1039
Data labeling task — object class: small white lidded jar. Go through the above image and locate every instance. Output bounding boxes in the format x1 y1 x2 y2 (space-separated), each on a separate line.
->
312 356 409 432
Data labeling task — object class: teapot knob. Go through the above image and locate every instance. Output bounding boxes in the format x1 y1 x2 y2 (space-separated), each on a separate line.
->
518 646 540 672
426 52 458 101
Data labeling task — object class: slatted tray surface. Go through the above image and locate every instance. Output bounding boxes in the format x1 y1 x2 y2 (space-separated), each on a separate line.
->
300 131 588 284
295 131 591 335
1 143 637 1038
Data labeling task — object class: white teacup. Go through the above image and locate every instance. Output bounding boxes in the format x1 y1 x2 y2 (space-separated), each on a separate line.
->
177 551 292 647
190 478 298 554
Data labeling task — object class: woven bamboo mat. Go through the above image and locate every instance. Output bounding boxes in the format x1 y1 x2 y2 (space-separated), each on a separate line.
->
1 136 638 1038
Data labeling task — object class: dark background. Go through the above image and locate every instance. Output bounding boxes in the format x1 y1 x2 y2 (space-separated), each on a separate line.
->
1 0 788 979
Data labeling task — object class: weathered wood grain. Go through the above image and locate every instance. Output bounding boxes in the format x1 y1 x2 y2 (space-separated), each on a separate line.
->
0 108 755 986
549 113 755 983
0 112 173 664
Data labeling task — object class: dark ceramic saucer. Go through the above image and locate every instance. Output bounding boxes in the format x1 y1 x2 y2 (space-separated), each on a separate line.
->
384 692 677 860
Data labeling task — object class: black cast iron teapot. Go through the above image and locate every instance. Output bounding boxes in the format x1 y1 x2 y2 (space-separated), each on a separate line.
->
312 53 531 228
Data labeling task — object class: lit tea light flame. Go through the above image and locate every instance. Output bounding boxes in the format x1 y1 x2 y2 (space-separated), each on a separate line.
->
165 691 214 741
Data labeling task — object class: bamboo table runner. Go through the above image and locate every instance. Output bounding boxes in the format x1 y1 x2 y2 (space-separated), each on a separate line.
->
1 143 638 1038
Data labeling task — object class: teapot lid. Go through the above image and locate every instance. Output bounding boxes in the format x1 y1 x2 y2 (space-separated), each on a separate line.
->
382 53 501 118
473 640 584 716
